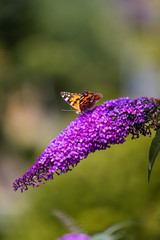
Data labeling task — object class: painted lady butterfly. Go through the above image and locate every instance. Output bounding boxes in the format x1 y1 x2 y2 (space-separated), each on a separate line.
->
61 91 103 114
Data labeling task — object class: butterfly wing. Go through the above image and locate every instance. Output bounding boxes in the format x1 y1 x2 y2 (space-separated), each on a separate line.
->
80 91 103 112
61 92 82 113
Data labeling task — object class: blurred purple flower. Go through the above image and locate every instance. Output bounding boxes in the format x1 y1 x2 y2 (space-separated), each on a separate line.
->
13 97 159 192
57 234 90 240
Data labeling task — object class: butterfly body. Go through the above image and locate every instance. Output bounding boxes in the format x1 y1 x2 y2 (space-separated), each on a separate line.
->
61 91 103 114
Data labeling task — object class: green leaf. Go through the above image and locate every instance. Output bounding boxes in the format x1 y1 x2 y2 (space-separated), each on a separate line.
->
91 222 133 240
148 128 160 182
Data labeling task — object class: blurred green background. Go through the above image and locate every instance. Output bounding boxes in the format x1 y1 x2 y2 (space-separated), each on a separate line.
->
1 0 160 239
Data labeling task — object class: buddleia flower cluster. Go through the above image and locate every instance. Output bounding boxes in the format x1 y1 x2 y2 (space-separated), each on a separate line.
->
13 97 160 192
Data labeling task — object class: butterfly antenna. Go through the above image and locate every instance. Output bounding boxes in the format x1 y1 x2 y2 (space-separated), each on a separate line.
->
62 109 76 112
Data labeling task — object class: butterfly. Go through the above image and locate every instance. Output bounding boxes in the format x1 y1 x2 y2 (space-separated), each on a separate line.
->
60 91 103 114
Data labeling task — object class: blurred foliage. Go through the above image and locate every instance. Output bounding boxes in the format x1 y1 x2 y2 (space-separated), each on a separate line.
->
1 0 160 240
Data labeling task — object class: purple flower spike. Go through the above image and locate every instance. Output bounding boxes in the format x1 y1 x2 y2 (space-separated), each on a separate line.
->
13 97 159 192
57 234 91 240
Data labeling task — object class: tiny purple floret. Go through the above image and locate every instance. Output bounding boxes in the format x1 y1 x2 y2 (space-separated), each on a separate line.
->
13 97 157 192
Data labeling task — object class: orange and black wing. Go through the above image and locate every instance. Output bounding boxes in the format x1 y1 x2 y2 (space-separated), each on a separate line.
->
61 92 82 114
80 91 103 112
